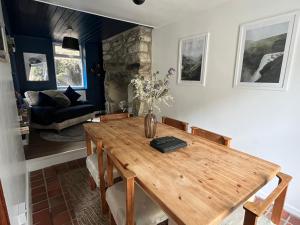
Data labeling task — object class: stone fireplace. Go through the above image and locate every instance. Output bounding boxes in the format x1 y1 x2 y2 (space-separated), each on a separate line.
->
102 26 152 115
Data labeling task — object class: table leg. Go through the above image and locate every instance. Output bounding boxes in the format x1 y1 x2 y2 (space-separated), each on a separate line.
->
85 132 93 156
97 140 108 215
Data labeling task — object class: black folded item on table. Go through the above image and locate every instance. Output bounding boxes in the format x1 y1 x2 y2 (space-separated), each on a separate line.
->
150 136 187 153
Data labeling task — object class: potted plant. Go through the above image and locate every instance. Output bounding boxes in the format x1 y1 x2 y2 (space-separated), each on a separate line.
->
131 68 175 138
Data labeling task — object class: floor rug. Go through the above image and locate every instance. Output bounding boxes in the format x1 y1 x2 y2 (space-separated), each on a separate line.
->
59 167 108 225
39 124 86 142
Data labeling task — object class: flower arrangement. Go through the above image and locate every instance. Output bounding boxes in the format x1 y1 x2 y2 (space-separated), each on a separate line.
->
130 68 175 111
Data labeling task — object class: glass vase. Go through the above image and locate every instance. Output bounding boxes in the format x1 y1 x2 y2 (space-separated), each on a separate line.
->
144 110 157 138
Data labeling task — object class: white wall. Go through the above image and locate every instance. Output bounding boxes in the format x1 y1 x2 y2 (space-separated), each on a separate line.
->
0 1 27 225
152 0 300 216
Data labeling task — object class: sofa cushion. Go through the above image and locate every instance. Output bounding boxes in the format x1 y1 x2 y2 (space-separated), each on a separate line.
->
64 86 81 104
54 104 96 123
43 90 71 107
24 91 39 106
31 106 56 125
37 92 57 107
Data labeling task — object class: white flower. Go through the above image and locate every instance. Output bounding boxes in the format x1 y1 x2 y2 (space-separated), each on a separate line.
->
130 68 175 111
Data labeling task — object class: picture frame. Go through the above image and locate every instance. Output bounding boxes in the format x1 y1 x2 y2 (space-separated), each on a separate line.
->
234 12 299 90
177 33 209 86
0 26 8 62
23 52 49 81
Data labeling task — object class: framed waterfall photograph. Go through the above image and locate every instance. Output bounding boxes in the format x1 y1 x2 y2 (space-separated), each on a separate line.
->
234 12 299 90
178 33 209 86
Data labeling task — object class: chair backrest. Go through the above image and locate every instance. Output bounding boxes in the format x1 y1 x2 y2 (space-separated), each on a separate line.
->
0 180 10 225
100 113 130 122
106 151 136 225
191 126 232 147
162 116 188 132
243 172 292 225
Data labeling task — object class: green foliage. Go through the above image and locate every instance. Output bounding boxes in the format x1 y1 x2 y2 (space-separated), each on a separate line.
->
55 57 83 87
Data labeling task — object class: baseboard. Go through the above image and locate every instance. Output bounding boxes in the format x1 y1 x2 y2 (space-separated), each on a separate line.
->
26 147 87 172
257 191 300 218
25 170 31 225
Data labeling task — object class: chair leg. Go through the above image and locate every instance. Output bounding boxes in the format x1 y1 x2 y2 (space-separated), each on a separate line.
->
109 210 117 225
88 174 96 191
271 186 288 225
100 187 108 215
243 210 258 225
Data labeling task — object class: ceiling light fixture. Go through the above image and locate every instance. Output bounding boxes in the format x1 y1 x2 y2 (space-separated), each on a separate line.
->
62 27 79 51
133 0 145 5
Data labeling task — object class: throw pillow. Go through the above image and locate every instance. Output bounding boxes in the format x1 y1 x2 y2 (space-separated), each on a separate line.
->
24 91 39 106
64 86 81 104
37 92 57 107
52 93 71 108
43 90 71 107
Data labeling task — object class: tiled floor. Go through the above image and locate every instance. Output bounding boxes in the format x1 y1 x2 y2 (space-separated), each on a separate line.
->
30 159 86 225
30 158 300 225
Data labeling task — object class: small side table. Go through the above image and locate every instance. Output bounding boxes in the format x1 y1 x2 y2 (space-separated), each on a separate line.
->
19 125 29 146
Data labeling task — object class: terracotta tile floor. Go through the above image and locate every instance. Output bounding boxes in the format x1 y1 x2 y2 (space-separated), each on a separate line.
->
30 158 86 225
30 158 300 225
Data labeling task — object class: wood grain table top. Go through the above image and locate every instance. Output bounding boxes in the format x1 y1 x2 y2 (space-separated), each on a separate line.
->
84 117 280 225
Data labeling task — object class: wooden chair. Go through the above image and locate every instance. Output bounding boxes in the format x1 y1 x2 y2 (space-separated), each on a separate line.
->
100 112 130 122
162 116 188 132
106 151 168 225
223 172 292 225
86 113 129 213
169 172 292 225
191 126 232 147
0 180 10 225
87 113 129 188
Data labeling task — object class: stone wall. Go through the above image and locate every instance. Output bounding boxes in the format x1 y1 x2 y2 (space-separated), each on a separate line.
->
102 26 152 115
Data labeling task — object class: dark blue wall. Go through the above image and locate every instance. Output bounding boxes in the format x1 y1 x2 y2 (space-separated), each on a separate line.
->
14 36 57 93
84 41 105 111
13 35 105 111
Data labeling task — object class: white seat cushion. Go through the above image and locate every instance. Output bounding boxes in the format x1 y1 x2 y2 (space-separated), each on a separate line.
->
86 153 119 187
106 181 168 225
220 206 274 225
169 205 274 225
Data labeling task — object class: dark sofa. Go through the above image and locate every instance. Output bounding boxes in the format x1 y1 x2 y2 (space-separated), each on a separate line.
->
25 89 99 131
31 101 96 125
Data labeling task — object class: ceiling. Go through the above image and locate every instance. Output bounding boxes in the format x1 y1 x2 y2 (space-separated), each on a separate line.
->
3 0 137 43
35 0 231 28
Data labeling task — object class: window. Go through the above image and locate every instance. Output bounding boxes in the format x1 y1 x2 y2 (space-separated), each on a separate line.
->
53 43 84 88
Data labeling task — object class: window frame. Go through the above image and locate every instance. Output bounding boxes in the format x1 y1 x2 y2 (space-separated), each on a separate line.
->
53 42 85 89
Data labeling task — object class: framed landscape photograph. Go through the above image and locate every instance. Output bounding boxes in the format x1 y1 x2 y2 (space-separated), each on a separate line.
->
0 26 8 62
178 33 209 86
234 13 298 90
23 52 49 81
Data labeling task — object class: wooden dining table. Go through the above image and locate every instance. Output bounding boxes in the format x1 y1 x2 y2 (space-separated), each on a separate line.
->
83 117 281 225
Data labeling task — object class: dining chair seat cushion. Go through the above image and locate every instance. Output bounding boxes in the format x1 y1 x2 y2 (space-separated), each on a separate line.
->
106 181 168 225
86 153 119 187
168 204 274 225
220 206 274 225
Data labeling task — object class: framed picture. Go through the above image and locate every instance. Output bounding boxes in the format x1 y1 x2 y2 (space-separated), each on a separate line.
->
0 26 8 62
234 12 299 90
178 33 209 86
23 52 49 81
